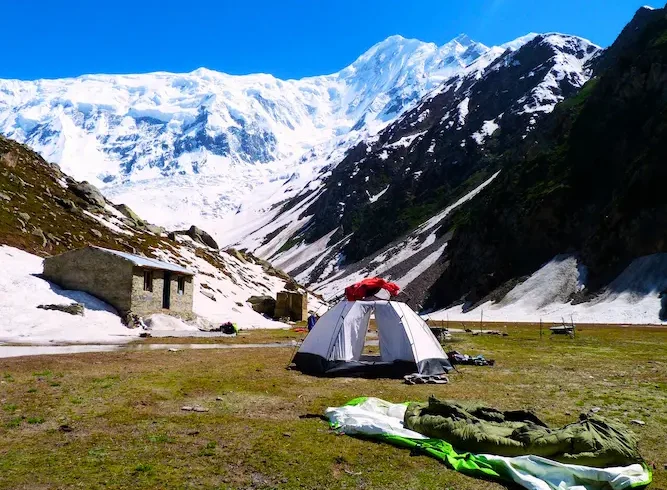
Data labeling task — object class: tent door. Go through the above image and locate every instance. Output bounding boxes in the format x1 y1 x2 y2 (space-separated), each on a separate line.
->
163 271 171 309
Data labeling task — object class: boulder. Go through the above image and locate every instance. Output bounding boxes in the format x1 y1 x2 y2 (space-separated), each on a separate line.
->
69 181 106 208
31 226 47 247
55 196 77 211
168 226 219 249
37 303 84 316
145 223 166 236
114 203 143 224
187 225 219 249
248 295 276 316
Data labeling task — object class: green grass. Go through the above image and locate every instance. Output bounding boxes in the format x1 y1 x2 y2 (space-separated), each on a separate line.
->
147 433 175 444
0 325 665 489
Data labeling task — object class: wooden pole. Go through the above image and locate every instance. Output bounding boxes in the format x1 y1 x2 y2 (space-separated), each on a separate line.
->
540 318 543 339
480 310 483 333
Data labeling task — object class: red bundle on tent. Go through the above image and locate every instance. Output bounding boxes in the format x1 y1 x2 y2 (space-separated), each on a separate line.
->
344 277 401 301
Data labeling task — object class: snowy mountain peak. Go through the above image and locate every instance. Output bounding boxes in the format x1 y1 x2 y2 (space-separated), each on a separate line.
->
0 32 497 197
0 30 585 236
500 33 539 51
451 33 476 47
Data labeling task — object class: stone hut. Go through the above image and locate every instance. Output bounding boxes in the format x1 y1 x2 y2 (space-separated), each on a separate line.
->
43 246 195 318
274 291 307 321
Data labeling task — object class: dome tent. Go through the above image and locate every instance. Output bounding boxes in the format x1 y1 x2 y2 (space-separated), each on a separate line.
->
292 299 452 377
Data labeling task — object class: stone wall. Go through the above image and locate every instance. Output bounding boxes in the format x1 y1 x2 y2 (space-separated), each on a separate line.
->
43 248 133 314
274 291 307 321
130 268 194 317
169 273 194 314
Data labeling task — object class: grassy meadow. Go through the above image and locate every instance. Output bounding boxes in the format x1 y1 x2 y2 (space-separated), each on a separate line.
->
0 324 665 489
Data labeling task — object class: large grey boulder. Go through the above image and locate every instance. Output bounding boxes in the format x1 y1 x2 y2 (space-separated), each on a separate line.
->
248 295 276 316
168 225 219 249
114 203 143 223
187 226 219 249
145 223 166 236
69 181 106 208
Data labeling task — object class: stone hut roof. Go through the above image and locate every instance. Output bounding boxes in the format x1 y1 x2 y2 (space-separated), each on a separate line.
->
91 246 195 275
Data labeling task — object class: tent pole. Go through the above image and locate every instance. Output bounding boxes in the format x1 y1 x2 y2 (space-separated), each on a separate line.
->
285 332 306 369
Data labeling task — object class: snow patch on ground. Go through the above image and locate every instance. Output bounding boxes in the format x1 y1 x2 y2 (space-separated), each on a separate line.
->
457 98 470 127
83 210 134 236
368 185 390 203
144 314 200 332
428 254 667 325
472 118 500 144
395 243 447 288
385 131 427 149
0 246 139 344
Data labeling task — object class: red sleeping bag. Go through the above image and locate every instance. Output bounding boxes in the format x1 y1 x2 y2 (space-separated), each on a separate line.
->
344 277 401 301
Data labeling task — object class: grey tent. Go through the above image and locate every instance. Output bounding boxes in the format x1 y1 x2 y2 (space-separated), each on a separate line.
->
292 299 452 377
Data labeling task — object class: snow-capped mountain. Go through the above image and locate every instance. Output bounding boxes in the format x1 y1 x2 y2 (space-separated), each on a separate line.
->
0 34 496 228
235 33 600 305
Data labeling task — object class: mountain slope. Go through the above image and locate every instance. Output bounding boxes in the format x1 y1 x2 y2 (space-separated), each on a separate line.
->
0 135 323 335
425 5 667 319
240 33 599 303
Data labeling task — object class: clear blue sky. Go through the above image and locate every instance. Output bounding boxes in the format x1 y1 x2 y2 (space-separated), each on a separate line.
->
1 0 652 80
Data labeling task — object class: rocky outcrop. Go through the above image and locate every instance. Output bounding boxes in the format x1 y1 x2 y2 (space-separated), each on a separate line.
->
248 295 276 316
37 303 84 316
68 181 107 208
169 225 219 249
114 203 165 236
114 203 143 223
187 226 218 249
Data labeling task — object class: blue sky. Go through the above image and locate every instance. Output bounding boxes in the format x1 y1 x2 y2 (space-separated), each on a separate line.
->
1 0 651 80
